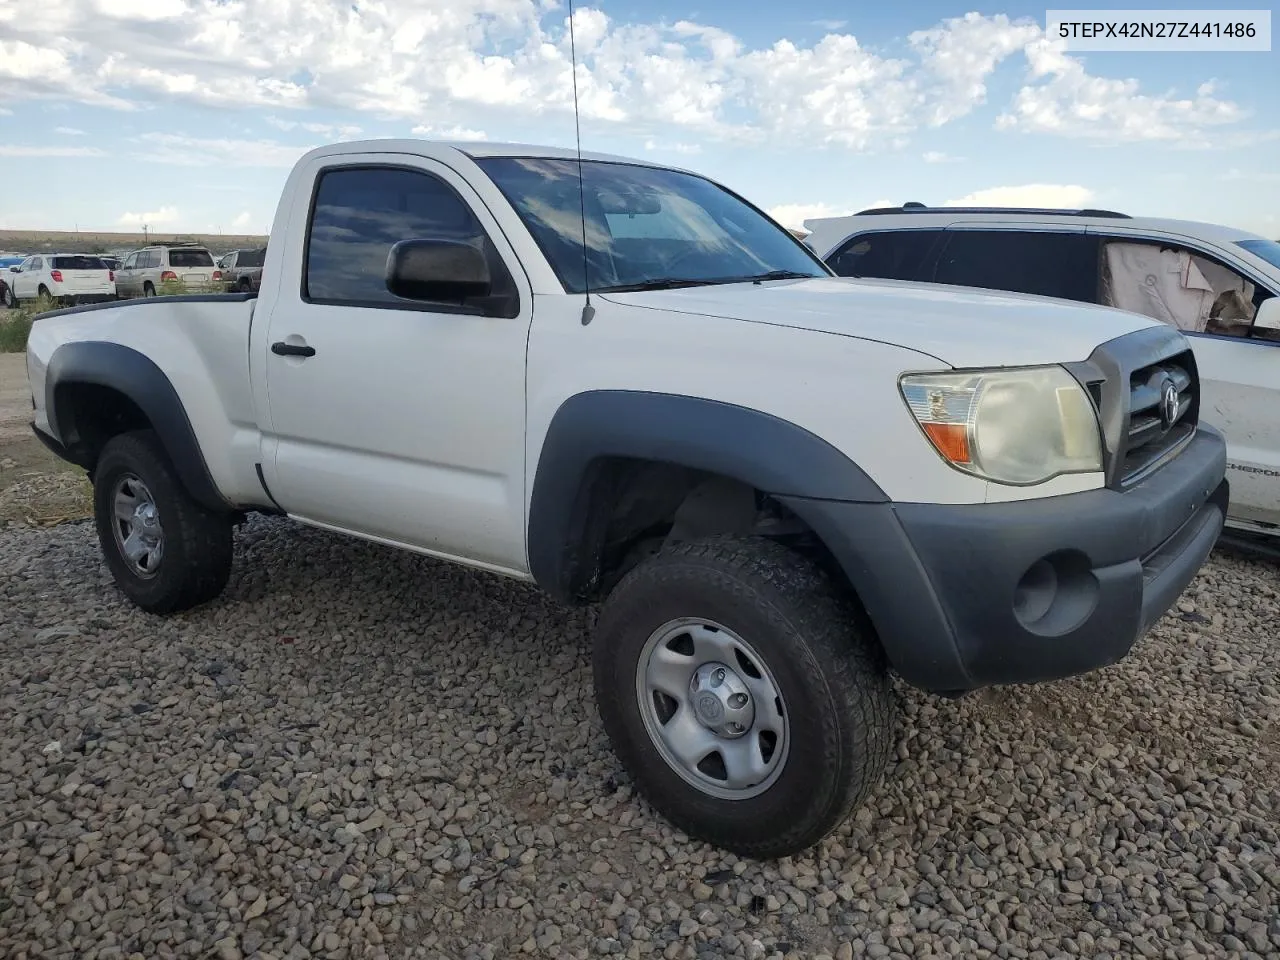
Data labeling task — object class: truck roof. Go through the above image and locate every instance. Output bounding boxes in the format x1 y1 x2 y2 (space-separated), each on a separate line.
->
301 138 690 173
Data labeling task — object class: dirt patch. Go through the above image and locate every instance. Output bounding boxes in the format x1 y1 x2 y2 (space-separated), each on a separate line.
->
0 353 91 526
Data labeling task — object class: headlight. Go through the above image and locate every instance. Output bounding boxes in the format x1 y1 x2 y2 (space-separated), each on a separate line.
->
899 366 1102 485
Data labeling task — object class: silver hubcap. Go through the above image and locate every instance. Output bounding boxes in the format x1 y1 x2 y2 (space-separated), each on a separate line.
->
111 474 164 578
636 618 788 800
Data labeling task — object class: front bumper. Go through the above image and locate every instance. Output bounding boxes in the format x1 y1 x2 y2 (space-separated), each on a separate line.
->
780 425 1228 693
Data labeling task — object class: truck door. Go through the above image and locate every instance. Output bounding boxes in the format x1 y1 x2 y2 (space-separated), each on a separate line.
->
254 154 534 576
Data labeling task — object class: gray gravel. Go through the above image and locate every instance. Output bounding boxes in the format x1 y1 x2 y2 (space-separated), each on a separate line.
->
2 515 1278 959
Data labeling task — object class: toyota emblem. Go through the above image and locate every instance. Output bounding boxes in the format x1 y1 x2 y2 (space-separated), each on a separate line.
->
1159 379 1179 428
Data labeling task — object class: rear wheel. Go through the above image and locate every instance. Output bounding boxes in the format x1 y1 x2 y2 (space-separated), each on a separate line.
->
593 535 894 859
143 282 156 297
93 430 233 613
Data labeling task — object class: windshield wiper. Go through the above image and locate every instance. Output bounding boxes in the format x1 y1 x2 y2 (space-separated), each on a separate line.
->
600 278 725 292
601 271 817 293
743 270 818 284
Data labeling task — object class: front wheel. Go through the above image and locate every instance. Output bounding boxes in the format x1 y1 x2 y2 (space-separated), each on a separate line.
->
93 430 233 613
593 535 894 859
1 285 13 309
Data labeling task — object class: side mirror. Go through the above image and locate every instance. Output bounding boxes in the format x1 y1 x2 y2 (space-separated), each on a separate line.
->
386 239 491 303
9 266 19 273
1254 296 1280 331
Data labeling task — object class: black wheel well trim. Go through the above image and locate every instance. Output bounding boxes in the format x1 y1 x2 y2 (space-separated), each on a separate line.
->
526 389 889 602
45 340 233 513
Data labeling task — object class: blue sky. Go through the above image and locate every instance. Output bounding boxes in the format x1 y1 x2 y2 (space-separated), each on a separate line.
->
0 1 1275 238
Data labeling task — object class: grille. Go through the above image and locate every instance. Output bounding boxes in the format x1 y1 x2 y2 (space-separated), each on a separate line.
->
1119 351 1197 483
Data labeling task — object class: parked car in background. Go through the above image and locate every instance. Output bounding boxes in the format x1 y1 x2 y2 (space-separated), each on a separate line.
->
26 138 1228 858
1 254 27 306
115 242 223 298
6 253 116 305
101 256 122 272
218 246 266 293
804 205 1280 542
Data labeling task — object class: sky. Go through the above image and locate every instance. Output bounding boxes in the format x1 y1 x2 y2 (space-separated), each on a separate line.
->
0 0 1276 238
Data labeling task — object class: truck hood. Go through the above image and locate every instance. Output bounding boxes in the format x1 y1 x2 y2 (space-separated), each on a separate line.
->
603 276 1160 368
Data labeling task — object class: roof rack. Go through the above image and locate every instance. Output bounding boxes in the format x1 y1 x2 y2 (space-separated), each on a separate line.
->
853 203 1132 219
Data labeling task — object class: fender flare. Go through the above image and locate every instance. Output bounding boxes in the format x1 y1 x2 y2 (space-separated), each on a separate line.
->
45 340 231 512
526 390 888 600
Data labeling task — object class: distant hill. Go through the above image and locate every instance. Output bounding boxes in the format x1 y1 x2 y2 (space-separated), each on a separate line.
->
0 229 269 259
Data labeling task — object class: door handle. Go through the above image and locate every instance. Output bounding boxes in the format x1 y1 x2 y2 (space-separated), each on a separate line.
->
271 340 316 358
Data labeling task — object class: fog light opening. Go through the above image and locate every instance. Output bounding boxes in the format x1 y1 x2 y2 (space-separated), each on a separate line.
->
1013 550 1100 637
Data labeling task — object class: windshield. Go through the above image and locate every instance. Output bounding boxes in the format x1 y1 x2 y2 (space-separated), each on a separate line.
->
52 255 107 270
474 157 830 293
1237 238 1280 271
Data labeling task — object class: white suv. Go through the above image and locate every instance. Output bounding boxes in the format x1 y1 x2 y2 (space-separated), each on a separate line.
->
7 253 116 305
804 206 1280 541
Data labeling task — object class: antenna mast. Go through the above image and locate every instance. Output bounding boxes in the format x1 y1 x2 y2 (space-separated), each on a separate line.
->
567 0 594 326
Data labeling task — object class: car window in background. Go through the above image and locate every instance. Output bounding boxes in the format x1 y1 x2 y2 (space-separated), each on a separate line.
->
240 248 266 268
30 257 43 270
169 249 215 268
1237 238 1280 271
826 229 945 281
51 256 108 270
932 230 1100 303
304 165 495 305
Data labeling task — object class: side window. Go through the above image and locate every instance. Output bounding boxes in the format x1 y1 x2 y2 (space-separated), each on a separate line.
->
30 257 43 271
1099 238 1272 339
826 230 945 281
122 254 138 270
304 165 515 313
145 251 161 268
932 230 1100 303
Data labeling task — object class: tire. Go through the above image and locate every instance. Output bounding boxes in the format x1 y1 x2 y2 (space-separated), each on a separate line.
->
1 284 13 309
92 429 233 614
143 282 156 298
593 535 894 859
238 278 251 293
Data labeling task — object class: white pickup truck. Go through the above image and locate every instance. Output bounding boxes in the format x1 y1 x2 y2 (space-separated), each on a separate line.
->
25 139 1228 858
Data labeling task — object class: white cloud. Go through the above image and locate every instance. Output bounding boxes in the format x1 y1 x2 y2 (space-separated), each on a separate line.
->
996 38 1247 143
265 116 362 139
411 124 489 141
945 184 1096 208
766 203 856 230
118 205 179 227
0 5 1256 155
0 144 104 157
54 125 85 135
0 107 12 116
135 133 313 168
909 13 1041 125
923 150 962 163
643 139 702 155
810 20 849 32
230 211 253 230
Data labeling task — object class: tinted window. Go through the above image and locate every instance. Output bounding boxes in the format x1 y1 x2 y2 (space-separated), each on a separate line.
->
1237 238 1280 271
932 230 1099 303
475 157 828 293
305 166 497 305
827 230 944 280
169 249 214 267
52 255 107 270
239 248 266 268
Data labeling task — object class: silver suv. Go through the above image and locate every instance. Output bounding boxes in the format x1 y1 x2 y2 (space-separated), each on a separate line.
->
115 242 222 298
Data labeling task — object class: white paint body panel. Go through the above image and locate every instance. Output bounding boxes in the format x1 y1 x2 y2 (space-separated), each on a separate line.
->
808 210 1280 533
26 138 1196 583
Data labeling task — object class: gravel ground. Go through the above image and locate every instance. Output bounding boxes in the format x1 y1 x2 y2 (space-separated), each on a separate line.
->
2 515 1278 960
